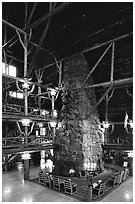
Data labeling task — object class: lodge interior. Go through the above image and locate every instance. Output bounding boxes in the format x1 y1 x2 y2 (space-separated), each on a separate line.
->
2 2 133 202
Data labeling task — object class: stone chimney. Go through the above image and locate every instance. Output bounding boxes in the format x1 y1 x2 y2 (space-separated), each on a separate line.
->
54 53 104 175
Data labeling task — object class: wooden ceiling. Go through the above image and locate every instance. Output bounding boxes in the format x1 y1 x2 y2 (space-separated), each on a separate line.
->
2 2 133 122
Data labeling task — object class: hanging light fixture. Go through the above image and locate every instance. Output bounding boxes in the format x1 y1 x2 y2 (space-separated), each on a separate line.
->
49 120 57 128
22 152 31 160
51 109 58 118
128 119 133 129
48 88 57 97
22 81 29 89
102 121 110 129
47 88 59 111
21 119 31 126
57 122 62 129
126 151 133 157
38 123 43 128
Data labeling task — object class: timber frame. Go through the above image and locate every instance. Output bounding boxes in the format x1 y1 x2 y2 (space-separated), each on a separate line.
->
2 3 133 154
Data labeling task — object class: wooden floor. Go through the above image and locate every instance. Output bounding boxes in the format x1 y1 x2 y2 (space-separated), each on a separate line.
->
101 176 133 202
2 166 79 202
2 166 133 202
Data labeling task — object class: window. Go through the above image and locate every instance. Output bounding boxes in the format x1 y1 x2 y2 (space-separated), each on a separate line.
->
8 65 16 77
9 91 23 99
2 62 16 77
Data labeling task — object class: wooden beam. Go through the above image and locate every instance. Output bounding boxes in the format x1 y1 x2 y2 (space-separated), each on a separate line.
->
83 43 112 86
28 2 70 29
85 77 133 89
95 83 132 93
111 42 115 81
27 2 38 25
102 144 133 150
29 3 52 75
34 32 133 76
2 74 49 89
3 35 47 56
83 33 132 54
71 78 132 94
2 73 28 83
95 86 112 108
4 32 132 72
4 53 27 64
2 144 54 154
2 112 53 123
3 137 22 140
2 19 27 35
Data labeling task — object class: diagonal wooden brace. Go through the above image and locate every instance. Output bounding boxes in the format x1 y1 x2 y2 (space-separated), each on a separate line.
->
82 43 112 86
95 85 113 109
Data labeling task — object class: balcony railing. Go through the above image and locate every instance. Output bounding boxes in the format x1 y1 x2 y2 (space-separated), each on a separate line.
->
2 134 53 147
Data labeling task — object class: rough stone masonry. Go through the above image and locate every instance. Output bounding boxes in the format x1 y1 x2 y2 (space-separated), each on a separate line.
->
54 53 104 175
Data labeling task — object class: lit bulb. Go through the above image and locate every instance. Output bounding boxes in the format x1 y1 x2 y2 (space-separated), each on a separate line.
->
22 152 31 160
21 119 31 126
22 82 29 89
128 120 133 128
49 88 57 96
103 121 110 128
38 123 43 128
49 120 57 127
52 110 58 118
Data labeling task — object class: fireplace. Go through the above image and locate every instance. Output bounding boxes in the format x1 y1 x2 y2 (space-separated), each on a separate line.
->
53 53 104 176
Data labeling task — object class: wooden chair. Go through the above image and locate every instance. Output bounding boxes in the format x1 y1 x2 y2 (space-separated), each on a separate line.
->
108 173 120 187
53 177 61 191
38 171 44 185
119 171 125 184
64 180 77 195
79 170 86 178
92 182 106 198
44 174 53 188
87 173 93 186
123 168 129 181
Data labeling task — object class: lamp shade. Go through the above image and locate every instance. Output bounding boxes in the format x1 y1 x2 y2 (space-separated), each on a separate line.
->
22 152 31 160
127 151 133 157
38 123 43 128
22 81 29 89
49 120 57 127
49 88 57 96
102 121 110 129
69 169 75 174
128 120 133 128
52 110 58 118
57 122 62 128
21 119 31 126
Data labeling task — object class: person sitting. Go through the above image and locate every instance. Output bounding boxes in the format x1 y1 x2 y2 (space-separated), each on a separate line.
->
45 159 54 174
